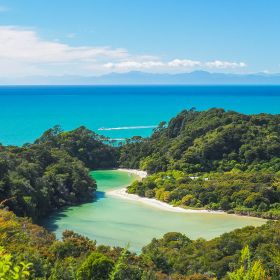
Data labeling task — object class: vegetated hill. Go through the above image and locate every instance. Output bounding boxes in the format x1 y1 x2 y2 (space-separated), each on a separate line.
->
1 209 279 279
121 109 280 218
0 126 118 220
35 125 118 169
119 108 280 174
128 170 280 219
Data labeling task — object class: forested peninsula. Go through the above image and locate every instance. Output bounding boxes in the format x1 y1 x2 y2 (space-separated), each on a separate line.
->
0 126 117 221
121 109 280 219
1 108 280 279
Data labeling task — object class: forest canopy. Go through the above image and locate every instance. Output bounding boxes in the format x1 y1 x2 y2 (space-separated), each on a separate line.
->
119 108 280 174
121 108 280 219
0 126 117 220
1 108 280 279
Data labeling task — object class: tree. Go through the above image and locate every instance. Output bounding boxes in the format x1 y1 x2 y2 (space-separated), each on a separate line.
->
0 247 32 280
109 245 128 280
228 245 269 280
76 252 114 280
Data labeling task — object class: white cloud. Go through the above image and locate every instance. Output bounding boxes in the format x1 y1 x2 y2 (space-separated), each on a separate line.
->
0 26 129 76
168 59 201 68
103 60 164 70
103 59 246 73
0 25 247 77
0 26 127 63
205 60 246 69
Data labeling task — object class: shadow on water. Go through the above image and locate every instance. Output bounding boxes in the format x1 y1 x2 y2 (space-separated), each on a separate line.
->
95 191 106 200
40 190 106 233
41 211 68 232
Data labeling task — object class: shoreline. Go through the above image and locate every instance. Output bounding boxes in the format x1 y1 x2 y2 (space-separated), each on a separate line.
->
111 169 267 220
116 168 148 179
109 169 225 214
107 187 226 214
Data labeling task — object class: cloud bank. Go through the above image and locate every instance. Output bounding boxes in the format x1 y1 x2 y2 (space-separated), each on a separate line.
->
0 26 247 77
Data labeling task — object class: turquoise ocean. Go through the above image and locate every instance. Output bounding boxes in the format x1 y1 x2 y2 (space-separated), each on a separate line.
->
0 86 280 146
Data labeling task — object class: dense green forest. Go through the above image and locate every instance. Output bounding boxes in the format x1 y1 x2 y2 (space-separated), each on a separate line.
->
128 170 280 219
0 209 278 279
36 125 118 169
0 126 117 221
1 108 280 279
121 108 280 219
119 108 280 173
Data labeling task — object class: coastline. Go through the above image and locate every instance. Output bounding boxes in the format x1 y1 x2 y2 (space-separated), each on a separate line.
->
108 168 225 214
116 168 148 179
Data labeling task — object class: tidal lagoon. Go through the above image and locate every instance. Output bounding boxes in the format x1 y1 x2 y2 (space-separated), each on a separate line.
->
44 170 266 253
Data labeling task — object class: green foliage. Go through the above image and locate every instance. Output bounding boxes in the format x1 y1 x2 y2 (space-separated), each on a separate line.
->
36 125 118 169
0 247 32 280
0 126 120 220
128 171 280 219
141 222 280 279
109 245 129 280
119 109 280 174
76 252 114 280
0 109 279 279
228 246 268 280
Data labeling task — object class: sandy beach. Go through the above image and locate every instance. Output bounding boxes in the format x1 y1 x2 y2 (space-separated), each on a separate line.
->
117 168 148 179
108 169 225 214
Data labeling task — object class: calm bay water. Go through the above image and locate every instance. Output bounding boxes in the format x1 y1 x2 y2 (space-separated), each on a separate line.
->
0 86 279 145
44 170 265 253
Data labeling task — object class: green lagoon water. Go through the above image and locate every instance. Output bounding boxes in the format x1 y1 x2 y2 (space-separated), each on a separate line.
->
45 170 266 253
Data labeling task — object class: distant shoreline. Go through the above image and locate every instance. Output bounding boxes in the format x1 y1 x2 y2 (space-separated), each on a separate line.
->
109 169 225 214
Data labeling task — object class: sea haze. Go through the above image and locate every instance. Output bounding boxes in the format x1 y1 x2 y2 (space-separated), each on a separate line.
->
0 85 279 146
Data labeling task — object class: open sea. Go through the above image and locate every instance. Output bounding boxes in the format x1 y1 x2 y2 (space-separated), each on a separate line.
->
0 85 280 146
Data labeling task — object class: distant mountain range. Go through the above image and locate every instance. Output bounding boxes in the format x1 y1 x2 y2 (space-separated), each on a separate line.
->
1 71 280 85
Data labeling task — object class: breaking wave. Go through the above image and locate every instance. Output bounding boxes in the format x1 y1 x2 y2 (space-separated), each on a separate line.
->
98 125 157 131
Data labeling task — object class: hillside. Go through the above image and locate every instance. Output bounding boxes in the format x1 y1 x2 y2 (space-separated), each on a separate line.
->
119 108 280 173
0 126 117 220
120 108 280 218
1 109 280 279
2 109 279 220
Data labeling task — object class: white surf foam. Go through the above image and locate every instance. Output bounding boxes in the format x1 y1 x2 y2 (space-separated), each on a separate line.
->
107 138 126 141
98 125 157 131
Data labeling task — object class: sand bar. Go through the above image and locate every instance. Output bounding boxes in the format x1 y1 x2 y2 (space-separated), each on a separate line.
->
108 169 225 214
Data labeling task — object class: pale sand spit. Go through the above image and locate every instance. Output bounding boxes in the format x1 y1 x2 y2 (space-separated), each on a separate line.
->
108 169 225 214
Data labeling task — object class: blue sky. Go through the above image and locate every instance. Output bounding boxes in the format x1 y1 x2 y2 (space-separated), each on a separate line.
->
0 0 279 77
